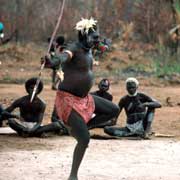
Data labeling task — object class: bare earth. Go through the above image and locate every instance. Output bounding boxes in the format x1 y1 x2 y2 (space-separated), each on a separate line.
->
0 83 180 180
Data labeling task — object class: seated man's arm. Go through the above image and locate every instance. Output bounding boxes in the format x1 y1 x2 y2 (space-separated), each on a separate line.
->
5 98 22 119
140 94 162 109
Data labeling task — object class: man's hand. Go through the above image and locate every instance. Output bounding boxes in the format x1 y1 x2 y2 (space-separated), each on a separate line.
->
41 54 52 68
138 102 149 109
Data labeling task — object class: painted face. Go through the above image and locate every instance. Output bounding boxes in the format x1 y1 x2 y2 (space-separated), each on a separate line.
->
99 79 109 92
86 30 99 48
126 82 137 95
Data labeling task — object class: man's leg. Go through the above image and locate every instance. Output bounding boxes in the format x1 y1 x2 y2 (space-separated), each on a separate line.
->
33 122 63 137
87 95 119 129
51 107 69 135
143 108 155 138
104 126 132 137
8 119 28 136
67 110 90 180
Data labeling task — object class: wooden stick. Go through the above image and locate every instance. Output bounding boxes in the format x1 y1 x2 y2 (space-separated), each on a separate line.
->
30 0 66 102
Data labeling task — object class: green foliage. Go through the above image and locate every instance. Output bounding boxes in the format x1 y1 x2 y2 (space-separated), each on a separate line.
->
152 44 180 76
174 0 180 13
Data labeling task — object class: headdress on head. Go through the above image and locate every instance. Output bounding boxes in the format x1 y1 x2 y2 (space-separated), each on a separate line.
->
75 17 97 35
25 78 43 95
126 77 139 87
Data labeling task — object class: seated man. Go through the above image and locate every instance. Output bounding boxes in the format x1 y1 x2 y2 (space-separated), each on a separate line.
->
104 77 161 139
91 78 113 101
5 77 61 137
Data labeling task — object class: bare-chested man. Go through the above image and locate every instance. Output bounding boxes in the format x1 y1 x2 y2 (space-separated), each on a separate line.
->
43 18 119 180
5 78 61 137
104 77 161 139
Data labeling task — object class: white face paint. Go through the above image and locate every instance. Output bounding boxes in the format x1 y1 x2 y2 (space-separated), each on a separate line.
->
0 33 4 38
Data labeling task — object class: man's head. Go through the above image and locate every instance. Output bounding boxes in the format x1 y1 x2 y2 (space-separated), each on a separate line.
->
75 18 99 49
0 22 4 39
98 79 110 92
56 36 65 46
126 77 139 96
25 78 43 95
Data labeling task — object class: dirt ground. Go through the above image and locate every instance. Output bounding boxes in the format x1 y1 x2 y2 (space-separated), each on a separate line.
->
0 83 180 180
1 43 180 179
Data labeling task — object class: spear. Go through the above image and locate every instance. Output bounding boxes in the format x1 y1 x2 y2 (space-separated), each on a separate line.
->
30 0 66 103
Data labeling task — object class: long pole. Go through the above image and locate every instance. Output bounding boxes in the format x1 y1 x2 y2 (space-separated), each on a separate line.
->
30 0 66 103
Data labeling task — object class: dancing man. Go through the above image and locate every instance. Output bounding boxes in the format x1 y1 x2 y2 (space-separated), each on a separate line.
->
43 18 119 180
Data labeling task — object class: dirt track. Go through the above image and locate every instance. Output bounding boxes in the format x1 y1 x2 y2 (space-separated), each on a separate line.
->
0 83 180 180
0 136 180 180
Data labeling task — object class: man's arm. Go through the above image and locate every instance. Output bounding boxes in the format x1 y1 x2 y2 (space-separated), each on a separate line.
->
5 98 21 113
3 99 21 120
43 43 75 69
140 94 162 109
44 52 71 69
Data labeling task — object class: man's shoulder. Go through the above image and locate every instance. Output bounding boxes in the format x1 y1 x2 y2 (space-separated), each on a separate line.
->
119 95 128 105
120 95 129 101
36 97 46 106
65 42 79 53
137 92 150 98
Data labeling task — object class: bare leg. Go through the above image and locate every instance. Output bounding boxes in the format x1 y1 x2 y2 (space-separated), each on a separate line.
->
143 109 155 139
67 110 90 180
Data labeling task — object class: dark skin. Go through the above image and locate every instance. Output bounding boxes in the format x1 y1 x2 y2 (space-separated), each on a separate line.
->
105 81 161 138
125 82 161 112
44 27 119 180
6 85 46 134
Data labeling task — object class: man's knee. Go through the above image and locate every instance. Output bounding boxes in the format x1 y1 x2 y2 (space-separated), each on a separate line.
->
112 105 119 117
8 118 15 126
78 134 90 147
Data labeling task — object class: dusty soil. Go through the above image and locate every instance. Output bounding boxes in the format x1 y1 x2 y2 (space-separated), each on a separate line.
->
0 83 180 180
1 43 180 180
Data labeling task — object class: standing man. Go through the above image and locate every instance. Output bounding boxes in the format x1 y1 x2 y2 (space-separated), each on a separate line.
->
43 18 119 180
104 77 161 139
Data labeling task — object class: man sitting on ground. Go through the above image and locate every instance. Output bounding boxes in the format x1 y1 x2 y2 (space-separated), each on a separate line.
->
91 78 113 101
104 77 161 139
5 77 61 137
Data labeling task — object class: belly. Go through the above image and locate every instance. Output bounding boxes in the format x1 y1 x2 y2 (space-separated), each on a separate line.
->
59 70 94 97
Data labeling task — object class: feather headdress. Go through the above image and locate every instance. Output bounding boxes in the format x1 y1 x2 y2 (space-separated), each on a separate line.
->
75 17 97 34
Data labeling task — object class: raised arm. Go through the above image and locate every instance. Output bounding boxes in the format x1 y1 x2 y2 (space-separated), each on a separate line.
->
43 43 75 69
